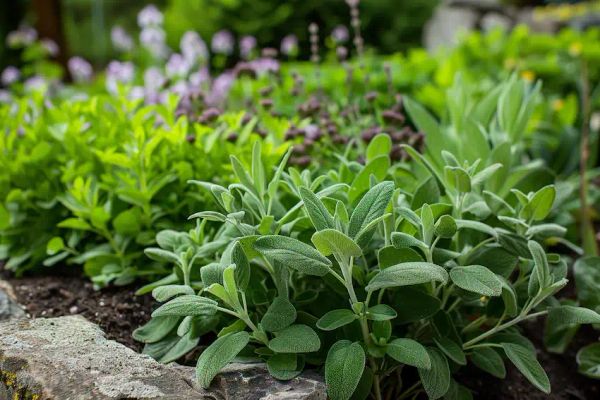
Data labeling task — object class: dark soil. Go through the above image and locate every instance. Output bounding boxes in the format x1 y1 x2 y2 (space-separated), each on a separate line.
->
4 270 153 352
457 320 600 400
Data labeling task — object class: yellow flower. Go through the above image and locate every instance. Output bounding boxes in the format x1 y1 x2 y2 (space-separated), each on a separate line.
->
569 42 582 57
521 70 535 82
552 99 564 111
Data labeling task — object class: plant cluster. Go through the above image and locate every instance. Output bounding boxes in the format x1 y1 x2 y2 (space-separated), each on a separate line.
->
134 80 600 398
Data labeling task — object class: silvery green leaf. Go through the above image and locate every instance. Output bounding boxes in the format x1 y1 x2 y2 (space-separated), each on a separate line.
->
299 186 335 231
418 348 450 400
133 316 180 344
434 215 457 239
187 210 227 222
159 329 200 363
366 133 392 163
152 285 195 302
471 163 502 187
387 338 430 369
547 306 600 330
470 347 506 378
501 343 550 394
521 185 555 221
152 295 218 317
261 296 297 332
449 265 502 297
254 235 332 276
455 219 498 238
268 324 321 353
267 353 301 380
144 248 180 264
391 232 428 250
526 223 566 238
434 337 466 365
396 207 421 229
196 331 250 388
577 343 600 379
420 204 435 245
366 262 448 292
311 229 362 258
316 309 357 331
366 304 397 321
528 240 551 288
348 181 395 248
325 340 366 400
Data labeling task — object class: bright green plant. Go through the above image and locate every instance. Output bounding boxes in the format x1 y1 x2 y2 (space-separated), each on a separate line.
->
136 132 600 399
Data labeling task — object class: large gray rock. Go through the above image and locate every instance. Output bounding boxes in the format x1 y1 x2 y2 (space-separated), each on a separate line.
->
0 315 326 400
0 280 25 321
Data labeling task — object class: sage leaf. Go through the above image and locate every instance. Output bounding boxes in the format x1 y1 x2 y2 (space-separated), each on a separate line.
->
577 343 600 379
366 304 397 321
348 181 395 248
299 186 335 231
196 331 250 388
433 337 466 365
152 295 218 317
449 265 502 297
546 305 600 331
268 324 321 353
418 348 451 400
470 347 506 378
325 340 366 400
502 343 550 394
387 338 431 369
152 285 195 302
312 229 362 258
317 309 357 331
261 296 297 332
366 262 448 292
267 353 301 380
254 235 332 276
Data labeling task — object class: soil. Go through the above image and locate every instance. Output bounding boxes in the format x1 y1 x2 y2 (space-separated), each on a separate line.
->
4 269 154 352
457 321 600 400
3 268 600 399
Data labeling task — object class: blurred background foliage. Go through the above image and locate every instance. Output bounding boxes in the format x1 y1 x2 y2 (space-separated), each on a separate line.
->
1 0 439 69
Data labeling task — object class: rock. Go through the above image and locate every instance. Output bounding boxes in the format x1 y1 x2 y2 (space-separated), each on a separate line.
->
0 315 326 399
0 280 25 321
175 363 326 400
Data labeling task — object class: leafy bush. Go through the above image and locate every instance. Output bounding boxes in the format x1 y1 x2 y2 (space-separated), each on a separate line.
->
135 80 600 398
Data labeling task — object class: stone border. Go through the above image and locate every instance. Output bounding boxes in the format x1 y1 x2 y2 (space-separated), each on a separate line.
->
0 281 325 400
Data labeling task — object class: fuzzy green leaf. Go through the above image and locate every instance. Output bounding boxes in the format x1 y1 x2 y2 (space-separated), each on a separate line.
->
502 343 550 394
261 296 297 332
317 309 357 331
312 229 362 258
254 236 332 276
196 331 250 388
418 348 451 399
387 338 431 369
325 340 366 400
152 295 218 317
268 324 321 353
299 186 335 231
449 265 502 297
366 262 448 292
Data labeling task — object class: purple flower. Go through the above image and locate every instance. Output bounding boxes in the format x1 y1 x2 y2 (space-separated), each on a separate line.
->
140 27 168 58
106 61 134 92
239 35 257 59
0 90 11 103
331 25 349 43
206 71 235 105
144 67 166 92
137 5 163 28
248 58 280 76
129 86 146 101
180 31 208 64
68 57 93 83
211 30 234 55
280 34 298 56
41 39 59 56
24 76 46 92
1 66 20 86
166 53 190 78
189 68 209 92
6 26 37 47
111 26 134 52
